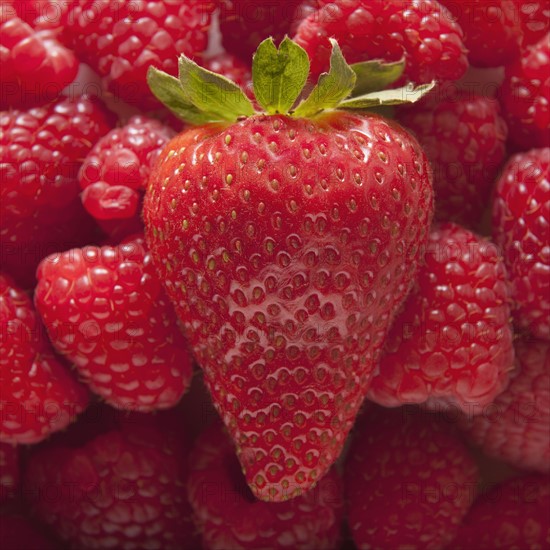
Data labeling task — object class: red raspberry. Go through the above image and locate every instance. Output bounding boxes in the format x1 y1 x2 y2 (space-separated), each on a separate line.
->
451 474 550 549
459 337 549 473
293 0 468 84
0 514 58 550
219 0 314 62
492 147 550 340
24 413 197 550
0 442 18 503
34 236 193 412
0 95 112 286
368 223 514 413
398 92 508 226
79 115 175 234
500 33 550 151
188 422 344 549
345 406 479 549
61 0 216 108
0 273 88 445
513 0 550 47
0 7 78 108
439 0 522 67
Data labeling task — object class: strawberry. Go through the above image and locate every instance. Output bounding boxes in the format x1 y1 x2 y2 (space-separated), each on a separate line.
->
345 405 479 549
188 422 344 549
493 147 549 340
0 95 112 287
79 115 175 235
0 273 88 444
439 0 522 67
514 0 550 47
451 474 550 549
500 33 550 151
59 0 216 109
34 236 193 412
368 223 514 413
398 92 508 227
0 442 18 503
24 411 198 549
0 514 58 550
0 4 78 108
292 0 468 84
458 336 549 473
144 39 435 500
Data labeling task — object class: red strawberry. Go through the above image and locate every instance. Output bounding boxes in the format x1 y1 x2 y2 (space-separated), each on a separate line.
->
0 6 78 108
500 33 550 151
0 273 88 444
439 0 522 67
188 422 344 549
219 0 315 62
492 147 550 340
514 0 550 47
459 337 549 473
398 92 508 227
0 95 112 286
24 412 198 550
293 0 468 84
0 514 58 550
368 223 514 413
60 0 216 108
345 405 479 549
451 474 550 549
79 115 175 235
0 442 18 503
145 39 435 500
34 236 193 412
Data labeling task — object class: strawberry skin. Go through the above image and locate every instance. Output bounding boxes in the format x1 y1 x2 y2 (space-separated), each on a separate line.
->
34 236 193 412
144 111 433 500
368 223 514 413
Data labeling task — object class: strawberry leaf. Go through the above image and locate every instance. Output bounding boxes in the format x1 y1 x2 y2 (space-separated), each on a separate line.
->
351 59 405 95
178 55 255 122
293 39 356 118
252 37 310 115
339 81 436 109
147 67 214 126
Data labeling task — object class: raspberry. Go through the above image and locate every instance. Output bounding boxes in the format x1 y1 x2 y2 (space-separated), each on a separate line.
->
293 0 468 84
188 422 344 549
398 92 508 227
0 273 88 444
368 223 514 413
345 406 479 549
459 337 549 473
513 0 550 47
34 236 193 412
492 147 550 340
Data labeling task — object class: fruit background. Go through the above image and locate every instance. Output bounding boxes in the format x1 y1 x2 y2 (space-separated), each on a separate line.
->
0 1 549 549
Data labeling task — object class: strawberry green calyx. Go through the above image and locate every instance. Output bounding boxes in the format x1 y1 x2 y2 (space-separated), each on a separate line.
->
147 37 435 124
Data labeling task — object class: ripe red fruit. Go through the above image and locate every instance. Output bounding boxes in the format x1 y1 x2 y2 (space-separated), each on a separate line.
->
0 442 18 503
459 337 549 473
398 92 508 227
0 95 112 286
24 413 198 550
451 474 550 549
60 0 216 108
145 38 435 501
513 0 550 47
293 0 468 84
0 7 78 108
34 236 193 412
0 273 88 444
188 423 344 549
368 223 514 413
492 147 550 340
345 406 479 549
500 33 550 151
439 0 522 67
79 115 175 234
